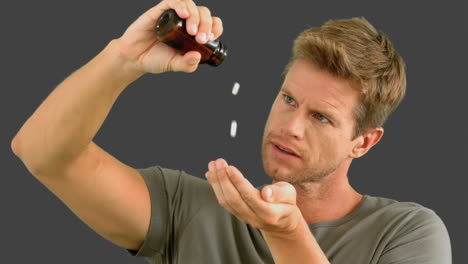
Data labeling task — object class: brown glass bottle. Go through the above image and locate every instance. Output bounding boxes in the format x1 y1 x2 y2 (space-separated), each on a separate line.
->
155 9 227 66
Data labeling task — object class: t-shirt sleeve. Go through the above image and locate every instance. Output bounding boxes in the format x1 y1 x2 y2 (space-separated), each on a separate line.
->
378 206 452 264
126 165 214 259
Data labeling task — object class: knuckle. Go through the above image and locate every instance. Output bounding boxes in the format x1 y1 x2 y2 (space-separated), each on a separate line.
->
240 193 253 204
264 214 278 226
175 1 186 10
223 196 235 206
212 17 223 33
229 199 242 209
188 2 198 11
186 4 199 19
227 166 240 182
198 6 211 16
217 169 226 180
212 16 222 25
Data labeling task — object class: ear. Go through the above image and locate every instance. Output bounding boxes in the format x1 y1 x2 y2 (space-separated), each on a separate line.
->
349 127 384 158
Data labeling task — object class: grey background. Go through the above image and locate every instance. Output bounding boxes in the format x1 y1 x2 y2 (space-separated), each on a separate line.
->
1 0 466 263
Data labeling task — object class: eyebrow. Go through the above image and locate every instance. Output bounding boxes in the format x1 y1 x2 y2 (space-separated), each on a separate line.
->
280 87 341 121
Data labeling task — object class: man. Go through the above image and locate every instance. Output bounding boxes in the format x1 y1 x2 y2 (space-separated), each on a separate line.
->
11 0 451 263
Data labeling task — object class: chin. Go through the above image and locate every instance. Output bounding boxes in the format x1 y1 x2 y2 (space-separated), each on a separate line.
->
263 160 294 183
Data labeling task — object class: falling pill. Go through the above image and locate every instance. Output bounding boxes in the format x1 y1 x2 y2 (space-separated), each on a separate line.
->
232 82 240 95
230 120 237 138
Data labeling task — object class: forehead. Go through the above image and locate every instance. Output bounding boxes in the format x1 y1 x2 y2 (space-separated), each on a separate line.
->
282 59 360 120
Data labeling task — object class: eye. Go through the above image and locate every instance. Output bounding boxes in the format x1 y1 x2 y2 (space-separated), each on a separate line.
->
283 95 296 106
314 113 330 123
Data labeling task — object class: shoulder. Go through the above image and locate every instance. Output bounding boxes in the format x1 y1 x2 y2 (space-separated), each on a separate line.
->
366 196 452 263
366 195 445 227
368 196 450 250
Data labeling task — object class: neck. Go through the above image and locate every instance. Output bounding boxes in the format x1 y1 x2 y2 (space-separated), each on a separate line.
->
293 159 363 224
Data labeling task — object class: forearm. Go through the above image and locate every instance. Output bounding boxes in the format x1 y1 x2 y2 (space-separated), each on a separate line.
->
12 39 143 175
262 220 330 264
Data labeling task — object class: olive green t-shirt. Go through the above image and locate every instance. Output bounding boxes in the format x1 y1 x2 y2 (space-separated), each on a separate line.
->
127 166 451 264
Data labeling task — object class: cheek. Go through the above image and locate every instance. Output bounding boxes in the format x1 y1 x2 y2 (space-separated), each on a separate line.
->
305 130 344 160
326 134 353 159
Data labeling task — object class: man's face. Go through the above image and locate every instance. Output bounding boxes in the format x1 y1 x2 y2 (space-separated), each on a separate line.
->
262 59 361 184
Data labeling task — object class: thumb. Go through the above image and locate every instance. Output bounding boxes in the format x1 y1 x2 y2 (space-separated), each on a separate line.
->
170 51 201 72
261 182 296 205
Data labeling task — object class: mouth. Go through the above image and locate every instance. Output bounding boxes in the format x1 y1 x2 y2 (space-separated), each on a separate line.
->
271 142 301 159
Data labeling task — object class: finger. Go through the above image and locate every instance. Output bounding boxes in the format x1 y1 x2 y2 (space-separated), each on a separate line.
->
226 167 299 230
210 17 223 41
215 158 228 170
206 160 240 215
169 51 201 72
208 160 216 172
140 0 190 27
205 167 232 212
226 166 257 197
182 0 200 35
226 166 292 221
261 182 297 205
195 6 212 44
225 166 267 213
172 0 190 19
160 0 191 19
216 165 258 222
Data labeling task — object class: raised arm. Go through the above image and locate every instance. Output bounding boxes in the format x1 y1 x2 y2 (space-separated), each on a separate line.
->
11 0 222 251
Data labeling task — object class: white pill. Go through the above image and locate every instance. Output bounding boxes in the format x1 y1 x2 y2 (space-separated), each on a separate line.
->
230 120 237 138
232 82 240 95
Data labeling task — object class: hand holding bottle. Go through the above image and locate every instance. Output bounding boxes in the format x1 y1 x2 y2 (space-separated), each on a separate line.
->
115 0 224 74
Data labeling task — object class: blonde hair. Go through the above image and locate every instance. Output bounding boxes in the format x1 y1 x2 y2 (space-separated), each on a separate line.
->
287 17 406 138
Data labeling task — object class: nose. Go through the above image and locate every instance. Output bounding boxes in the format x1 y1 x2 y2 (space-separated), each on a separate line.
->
281 112 305 140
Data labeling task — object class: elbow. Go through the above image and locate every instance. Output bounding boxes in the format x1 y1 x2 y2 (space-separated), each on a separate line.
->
11 135 33 172
11 134 22 159
10 134 47 177
11 133 74 178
